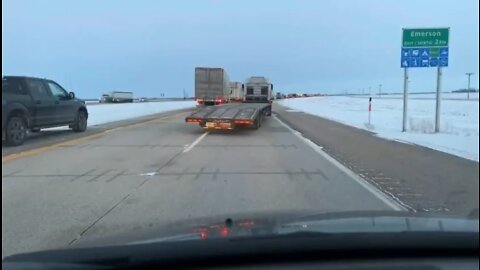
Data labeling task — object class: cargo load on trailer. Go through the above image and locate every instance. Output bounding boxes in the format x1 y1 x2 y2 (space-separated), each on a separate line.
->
188 72 273 130
195 67 230 106
229 81 245 102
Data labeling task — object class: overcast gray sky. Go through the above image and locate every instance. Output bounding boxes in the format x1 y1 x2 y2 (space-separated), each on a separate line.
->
2 0 479 98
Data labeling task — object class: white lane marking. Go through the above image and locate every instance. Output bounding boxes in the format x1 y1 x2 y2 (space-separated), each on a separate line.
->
274 115 407 211
183 132 209 153
139 172 158 176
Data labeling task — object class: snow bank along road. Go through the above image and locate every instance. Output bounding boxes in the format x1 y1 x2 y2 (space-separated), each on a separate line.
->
2 103 478 258
278 95 479 161
87 100 196 126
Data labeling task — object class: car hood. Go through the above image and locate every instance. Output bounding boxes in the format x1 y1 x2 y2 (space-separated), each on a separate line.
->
73 209 479 248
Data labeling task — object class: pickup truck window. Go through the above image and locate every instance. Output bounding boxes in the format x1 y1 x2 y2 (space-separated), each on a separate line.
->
26 79 51 100
47 81 68 100
2 78 27 95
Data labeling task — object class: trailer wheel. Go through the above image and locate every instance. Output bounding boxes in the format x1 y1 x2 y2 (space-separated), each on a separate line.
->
266 106 272 116
253 114 261 129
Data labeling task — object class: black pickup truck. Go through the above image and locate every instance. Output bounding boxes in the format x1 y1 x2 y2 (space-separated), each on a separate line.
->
2 76 88 146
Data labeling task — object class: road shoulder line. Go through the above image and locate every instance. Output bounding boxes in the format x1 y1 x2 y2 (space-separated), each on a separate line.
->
183 132 209 153
273 115 407 211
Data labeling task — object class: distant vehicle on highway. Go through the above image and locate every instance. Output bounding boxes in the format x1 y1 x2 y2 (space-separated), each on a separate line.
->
195 67 230 106
276 92 284 99
139 97 148 102
100 91 133 103
243 76 273 103
229 81 245 102
2 76 88 146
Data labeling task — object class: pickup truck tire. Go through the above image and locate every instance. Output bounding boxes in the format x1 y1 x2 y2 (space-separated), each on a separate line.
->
5 116 27 146
72 111 87 132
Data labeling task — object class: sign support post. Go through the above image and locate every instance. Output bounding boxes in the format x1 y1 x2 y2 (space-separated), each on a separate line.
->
435 67 442 133
402 68 409 132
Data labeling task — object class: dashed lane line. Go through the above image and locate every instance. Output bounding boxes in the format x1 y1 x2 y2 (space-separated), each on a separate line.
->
2 112 187 164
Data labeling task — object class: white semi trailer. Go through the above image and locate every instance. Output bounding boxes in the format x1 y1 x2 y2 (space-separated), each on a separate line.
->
229 81 244 102
100 91 134 103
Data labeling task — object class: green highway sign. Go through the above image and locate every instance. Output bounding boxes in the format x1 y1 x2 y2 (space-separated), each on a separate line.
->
401 27 449 68
402 28 449 47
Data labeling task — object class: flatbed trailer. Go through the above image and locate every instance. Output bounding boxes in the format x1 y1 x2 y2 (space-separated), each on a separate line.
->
186 103 271 130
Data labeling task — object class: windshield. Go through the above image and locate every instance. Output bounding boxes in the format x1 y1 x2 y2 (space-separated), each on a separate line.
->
2 0 478 259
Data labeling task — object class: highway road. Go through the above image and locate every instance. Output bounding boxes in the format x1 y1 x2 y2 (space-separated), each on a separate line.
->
1 106 402 258
2 104 478 258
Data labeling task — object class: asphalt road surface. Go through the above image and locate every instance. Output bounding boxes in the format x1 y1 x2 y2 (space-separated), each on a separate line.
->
2 106 401 258
2 104 478 258
274 105 479 215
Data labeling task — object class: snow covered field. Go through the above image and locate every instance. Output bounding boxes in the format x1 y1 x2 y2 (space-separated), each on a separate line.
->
369 92 479 100
278 96 479 161
86 101 195 126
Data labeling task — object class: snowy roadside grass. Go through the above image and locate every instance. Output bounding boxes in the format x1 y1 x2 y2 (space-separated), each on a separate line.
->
278 96 479 162
43 101 195 131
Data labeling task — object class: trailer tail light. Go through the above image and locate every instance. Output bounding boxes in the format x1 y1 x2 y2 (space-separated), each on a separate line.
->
215 98 224 104
219 227 229 237
196 98 204 105
234 119 253 125
186 118 203 123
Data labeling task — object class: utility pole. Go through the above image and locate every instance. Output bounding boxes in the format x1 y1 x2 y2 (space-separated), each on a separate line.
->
368 86 371 95
466 72 474 100
378 84 382 98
